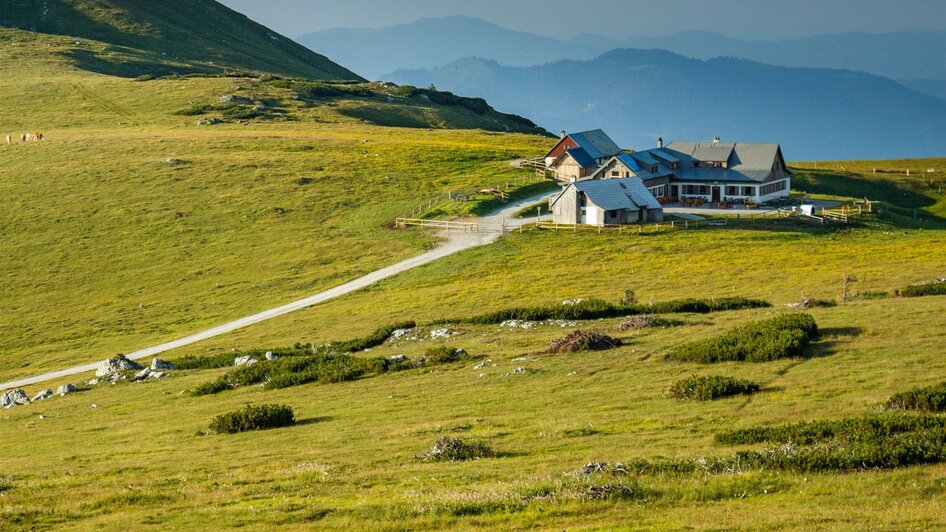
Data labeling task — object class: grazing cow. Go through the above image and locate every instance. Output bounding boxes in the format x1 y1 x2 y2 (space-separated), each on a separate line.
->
23 132 45 142
21 133 27 142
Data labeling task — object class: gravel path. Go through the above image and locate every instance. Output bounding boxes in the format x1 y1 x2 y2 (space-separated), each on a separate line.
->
0 192 557 391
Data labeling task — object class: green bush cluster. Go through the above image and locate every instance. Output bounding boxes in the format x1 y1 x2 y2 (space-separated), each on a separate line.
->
417 437 495 462
329 321 416 353
443 297 770 325
898 280 946 297
885 381 946 412
669 375 761 400
171 347 308 370
716 412 946 446
193 343 466 396
394 85 492 115
208 404 295 434
669 313 818 363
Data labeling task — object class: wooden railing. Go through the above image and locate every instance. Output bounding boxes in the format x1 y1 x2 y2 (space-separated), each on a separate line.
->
395 218 479 232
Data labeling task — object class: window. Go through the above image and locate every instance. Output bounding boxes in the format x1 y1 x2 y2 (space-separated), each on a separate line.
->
743 186 755 196
725 186 739 196
611 170 620 177
760 180 788 196
648 185 666 198
681 184 709 196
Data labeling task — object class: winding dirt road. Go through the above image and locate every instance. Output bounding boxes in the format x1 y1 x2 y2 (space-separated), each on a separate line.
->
0 193 555 391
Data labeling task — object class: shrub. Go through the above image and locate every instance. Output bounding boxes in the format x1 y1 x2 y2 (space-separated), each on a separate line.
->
898 279 946 297
422 346 466 364
621 290 637 305
547 330 620 353
170 347 307 370
446 297 770 325
849 290 890 301
886 381 946 412
616 314 679 330
329 321 416 353
208 404 295 434
670 375 760 400
669 313 818 363
418 437 495 462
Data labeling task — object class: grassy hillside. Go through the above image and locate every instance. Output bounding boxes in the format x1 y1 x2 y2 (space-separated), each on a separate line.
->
2 18 946 531
0 0 362 79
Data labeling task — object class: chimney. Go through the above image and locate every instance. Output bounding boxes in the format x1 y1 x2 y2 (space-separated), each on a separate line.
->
657 137 663 148
560 130 567 139
713 136 720 144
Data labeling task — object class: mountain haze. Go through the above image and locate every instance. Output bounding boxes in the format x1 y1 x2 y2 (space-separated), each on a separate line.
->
298 15 600 80
388 49 946 160
0 0 362 79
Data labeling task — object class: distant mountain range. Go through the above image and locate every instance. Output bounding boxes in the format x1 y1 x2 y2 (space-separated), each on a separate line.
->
300 16 946 94
387 49 946 160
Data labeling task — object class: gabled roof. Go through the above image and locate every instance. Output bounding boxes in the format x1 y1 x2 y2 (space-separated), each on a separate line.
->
552 177 662 212
565 147 597 169
629 151 661 167
564 129 623 160
664 141 787 183
651 148 680 164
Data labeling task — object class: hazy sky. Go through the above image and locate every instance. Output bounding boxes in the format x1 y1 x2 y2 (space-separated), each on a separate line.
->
219 0 946 40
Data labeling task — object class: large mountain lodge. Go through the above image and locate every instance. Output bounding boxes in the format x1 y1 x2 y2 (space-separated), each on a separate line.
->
545 129 792 225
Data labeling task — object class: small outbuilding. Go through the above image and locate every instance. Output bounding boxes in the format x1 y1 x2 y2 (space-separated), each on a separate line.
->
550 177 663 226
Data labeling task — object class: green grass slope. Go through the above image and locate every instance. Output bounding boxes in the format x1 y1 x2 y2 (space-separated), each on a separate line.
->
0 0 362 79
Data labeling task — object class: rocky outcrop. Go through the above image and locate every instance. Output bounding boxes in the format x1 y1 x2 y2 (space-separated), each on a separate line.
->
150 358 175 371
234 356 258 367
96 357 144 377
1 389 30 409
57 384 77 396
32 389 54 402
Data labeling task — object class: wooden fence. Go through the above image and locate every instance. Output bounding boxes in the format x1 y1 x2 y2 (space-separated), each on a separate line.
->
394 218 480 232
399 173 550 219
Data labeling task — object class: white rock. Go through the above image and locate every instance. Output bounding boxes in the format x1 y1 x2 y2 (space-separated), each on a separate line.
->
90 404 98 409
149 371 165 379
32 389 54 402
264 351 277 361
86 378 99 386
150 358 175 371
1 389 30 408
95 357 143 377
387 329 411 342
429 328 456 340
56 384 76 396
562 299 584 306
134 368 152 381
234 356 258 367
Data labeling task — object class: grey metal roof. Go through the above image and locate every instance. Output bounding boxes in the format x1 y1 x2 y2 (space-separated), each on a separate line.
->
665 141 784 183
573 178 662 211
570 129 623 160
630 151 661 167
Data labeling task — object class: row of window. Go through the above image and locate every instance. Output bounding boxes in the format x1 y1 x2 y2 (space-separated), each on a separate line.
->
760 180 788 196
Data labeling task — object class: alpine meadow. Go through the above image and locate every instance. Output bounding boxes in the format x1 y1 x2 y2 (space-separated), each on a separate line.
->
1 1 945 530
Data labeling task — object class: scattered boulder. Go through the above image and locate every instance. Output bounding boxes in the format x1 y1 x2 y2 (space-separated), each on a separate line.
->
547 319 578 328
501 320 537 329
547 330 621 354
56 384 77 396
234 356 258 367
32 389 54 402
86 378 99 386
264 351 277 361
429 328 457 340
387 354 408 363
562 299 584 306
617 315 656 331
96 356 143 377
134 368 152 381
786 297 836 310
219 95 254 105
1 389 30 409
150 358 175 371
149 371 165 379
386 328 412 342
197 117 223 126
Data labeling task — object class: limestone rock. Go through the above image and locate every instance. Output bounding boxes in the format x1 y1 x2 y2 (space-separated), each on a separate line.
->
234 356 258 367
32 389 54 402
96 357 144 377
56 384 77 396
150 358 175 371
1 389 30 409
264 351 277 361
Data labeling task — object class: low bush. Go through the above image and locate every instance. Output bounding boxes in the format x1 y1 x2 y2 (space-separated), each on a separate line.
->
444 297 770 325
669 375 761 400
547 330 620 353
849 291 890 301
171 347 307 370
669 313 818 363
208 404 295 434
616 314 679 331
898 279 946 297
418 437 495 462
422 346 467 364
329 321 416 353
886 381 946 412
